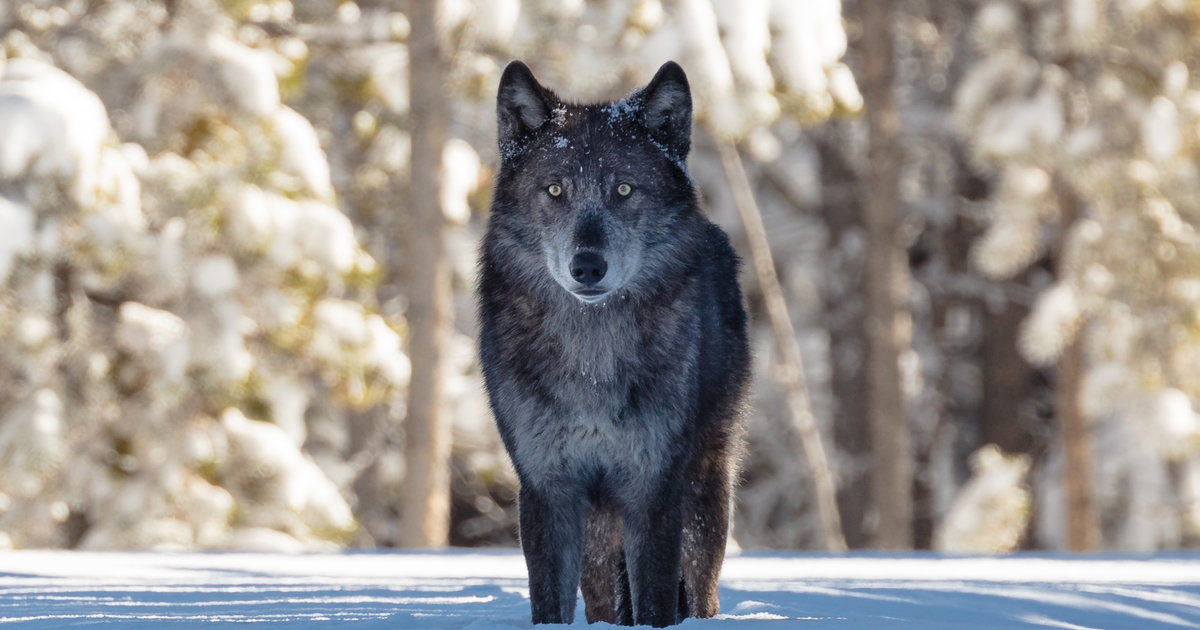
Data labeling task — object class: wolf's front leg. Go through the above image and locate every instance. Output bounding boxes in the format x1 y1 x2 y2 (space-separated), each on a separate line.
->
581 505 632 625
519 484 586 624
680 433 737 619
623 482 684 627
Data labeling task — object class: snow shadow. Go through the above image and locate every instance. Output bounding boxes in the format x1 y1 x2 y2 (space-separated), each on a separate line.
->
715 580 1200 629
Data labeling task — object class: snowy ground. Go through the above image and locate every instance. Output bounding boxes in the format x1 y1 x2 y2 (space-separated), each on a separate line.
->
1 550 1199 629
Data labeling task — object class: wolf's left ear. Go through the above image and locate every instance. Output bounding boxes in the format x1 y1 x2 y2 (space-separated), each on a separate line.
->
635 61 693 160
497 61 557 151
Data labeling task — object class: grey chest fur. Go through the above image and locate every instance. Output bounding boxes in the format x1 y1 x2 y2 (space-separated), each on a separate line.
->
506 296 695 492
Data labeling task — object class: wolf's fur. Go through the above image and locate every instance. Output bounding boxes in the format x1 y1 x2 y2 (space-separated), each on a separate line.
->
477 60 750 627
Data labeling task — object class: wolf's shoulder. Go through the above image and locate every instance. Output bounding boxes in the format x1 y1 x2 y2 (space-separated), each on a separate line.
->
698 219 740 271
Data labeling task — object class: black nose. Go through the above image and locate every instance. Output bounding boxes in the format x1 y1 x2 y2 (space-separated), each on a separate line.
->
570 251 608 286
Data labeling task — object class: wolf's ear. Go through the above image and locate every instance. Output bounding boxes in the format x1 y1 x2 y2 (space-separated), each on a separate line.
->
635 61 692 160
497 61 556 150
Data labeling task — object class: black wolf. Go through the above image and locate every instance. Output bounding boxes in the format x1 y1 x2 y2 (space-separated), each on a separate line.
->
477 60 750 627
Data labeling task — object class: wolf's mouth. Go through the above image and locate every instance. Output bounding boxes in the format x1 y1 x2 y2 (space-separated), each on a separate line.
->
571 288 609 303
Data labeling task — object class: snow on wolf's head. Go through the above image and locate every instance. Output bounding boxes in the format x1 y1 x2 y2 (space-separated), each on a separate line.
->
490 61 697 304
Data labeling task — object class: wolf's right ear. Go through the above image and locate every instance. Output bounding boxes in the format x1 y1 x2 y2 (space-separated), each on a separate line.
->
497 61 556 151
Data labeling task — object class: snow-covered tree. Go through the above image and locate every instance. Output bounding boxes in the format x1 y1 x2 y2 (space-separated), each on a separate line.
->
957 0 1200 550
0 1 409 549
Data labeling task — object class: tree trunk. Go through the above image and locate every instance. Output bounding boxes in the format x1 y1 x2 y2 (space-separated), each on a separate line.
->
398 0 451 548
1058 326 1097 551
1054 183 1099 552
718 141 847 552
980 293 1037 454
861 0 913 549
812 124 872 549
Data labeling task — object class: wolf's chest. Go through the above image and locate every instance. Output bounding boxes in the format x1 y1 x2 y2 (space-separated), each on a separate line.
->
499 297 697 482
517 401 678 487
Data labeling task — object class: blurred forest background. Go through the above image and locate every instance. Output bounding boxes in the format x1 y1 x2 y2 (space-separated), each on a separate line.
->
2 0 1200 554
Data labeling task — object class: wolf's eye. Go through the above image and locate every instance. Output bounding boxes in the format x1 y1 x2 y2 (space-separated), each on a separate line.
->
617 183 632 197
547 184 563 197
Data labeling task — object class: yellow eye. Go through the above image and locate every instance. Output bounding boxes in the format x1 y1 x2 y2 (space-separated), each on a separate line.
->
617 183 632 196
547 184 562 197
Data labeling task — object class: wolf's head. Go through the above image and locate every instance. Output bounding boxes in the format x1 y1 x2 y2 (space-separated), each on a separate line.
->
489 61 698 304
